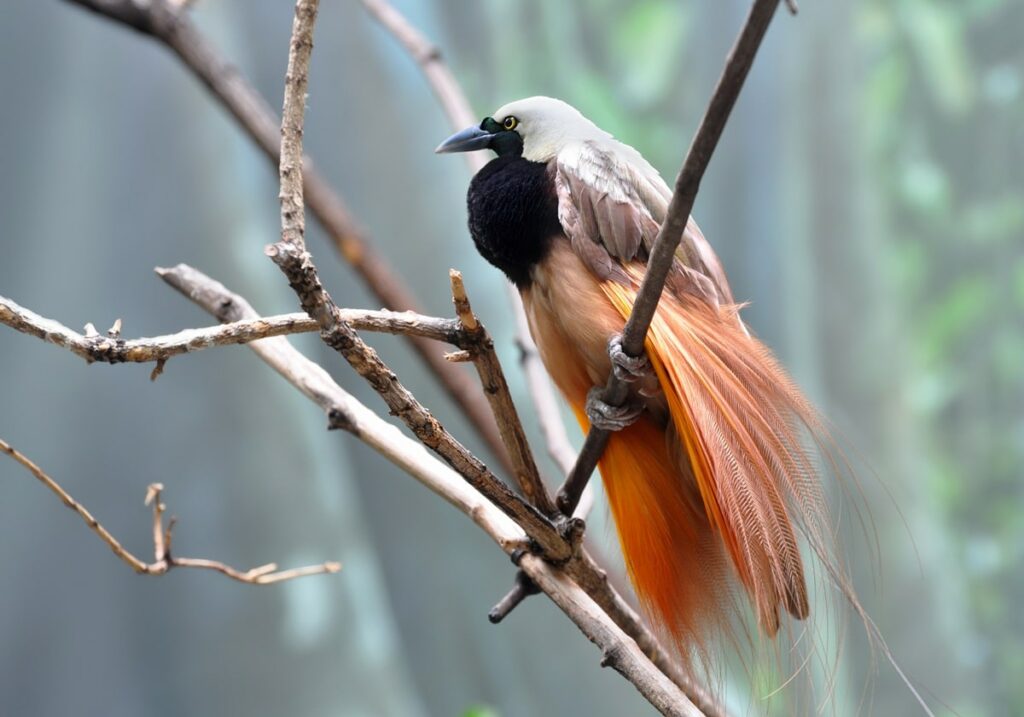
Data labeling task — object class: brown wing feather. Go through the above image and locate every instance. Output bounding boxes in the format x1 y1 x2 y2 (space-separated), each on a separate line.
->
674 219 736 306
554 141 736 309
552 161 627 282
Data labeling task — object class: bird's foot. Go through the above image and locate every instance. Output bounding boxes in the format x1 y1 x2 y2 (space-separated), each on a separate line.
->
608 333 651 382
585 386 643 431
607 334 659 397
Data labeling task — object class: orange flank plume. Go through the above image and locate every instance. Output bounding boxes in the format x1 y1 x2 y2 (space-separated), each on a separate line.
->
596 273 838 650
573 403 735 661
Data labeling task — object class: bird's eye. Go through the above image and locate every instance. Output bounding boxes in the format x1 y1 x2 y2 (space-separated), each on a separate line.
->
502 116 519 130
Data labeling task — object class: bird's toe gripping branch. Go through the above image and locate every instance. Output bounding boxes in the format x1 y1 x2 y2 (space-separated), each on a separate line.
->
608 333 650 381
608 333 659 397
586 386 644 431
584 334 654 431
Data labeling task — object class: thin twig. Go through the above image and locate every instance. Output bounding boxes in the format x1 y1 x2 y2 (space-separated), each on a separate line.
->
156 263 703 717
488 569 540 623
558 0 791 516
0 438 340 584
0 294 466 370
2 278 564 553
449 270 556 516
61 0 514 475
278 0 317 252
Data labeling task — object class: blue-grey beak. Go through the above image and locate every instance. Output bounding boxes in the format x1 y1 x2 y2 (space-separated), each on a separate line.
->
435 125 493 154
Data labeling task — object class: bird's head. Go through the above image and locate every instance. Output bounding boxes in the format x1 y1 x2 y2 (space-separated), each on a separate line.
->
436 96 609 163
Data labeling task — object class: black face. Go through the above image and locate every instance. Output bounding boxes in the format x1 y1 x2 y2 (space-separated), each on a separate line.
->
435 116 523 158
479 116 523 157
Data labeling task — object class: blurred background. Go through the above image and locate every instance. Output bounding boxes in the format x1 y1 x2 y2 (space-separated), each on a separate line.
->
1 1 1021 715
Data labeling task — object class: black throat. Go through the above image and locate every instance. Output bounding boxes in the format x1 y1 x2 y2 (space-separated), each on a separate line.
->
466 155 561 288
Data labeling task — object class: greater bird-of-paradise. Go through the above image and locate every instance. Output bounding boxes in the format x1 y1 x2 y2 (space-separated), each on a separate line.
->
438 97 927 711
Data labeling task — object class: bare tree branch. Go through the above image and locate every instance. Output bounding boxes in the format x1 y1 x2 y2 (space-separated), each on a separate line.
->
558 0 792 515
0 438 340 584
155 262 704 717
519 550 703 717
449 270 555 515
0 294 467 371
567 553 726 717
278 0 317 252
61 0 514 476
156 256 724 712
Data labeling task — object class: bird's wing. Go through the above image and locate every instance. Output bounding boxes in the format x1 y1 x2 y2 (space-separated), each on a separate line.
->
554 140 735 306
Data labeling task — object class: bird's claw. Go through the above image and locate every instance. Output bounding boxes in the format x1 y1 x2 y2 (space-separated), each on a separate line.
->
586 386 643 431
608 334 652 383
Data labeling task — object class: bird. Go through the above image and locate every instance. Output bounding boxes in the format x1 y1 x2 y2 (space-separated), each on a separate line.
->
436 96 845 666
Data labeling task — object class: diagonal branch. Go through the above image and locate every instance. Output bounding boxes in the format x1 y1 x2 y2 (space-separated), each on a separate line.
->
61 0 514 476
151 255 723 715
0 438 340 584
156 263 529 553
448 270 555 515
557 0 792 515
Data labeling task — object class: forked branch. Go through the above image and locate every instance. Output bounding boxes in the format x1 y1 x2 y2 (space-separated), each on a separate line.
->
448 270 555 515
0 438 340 585
0 294 465 375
